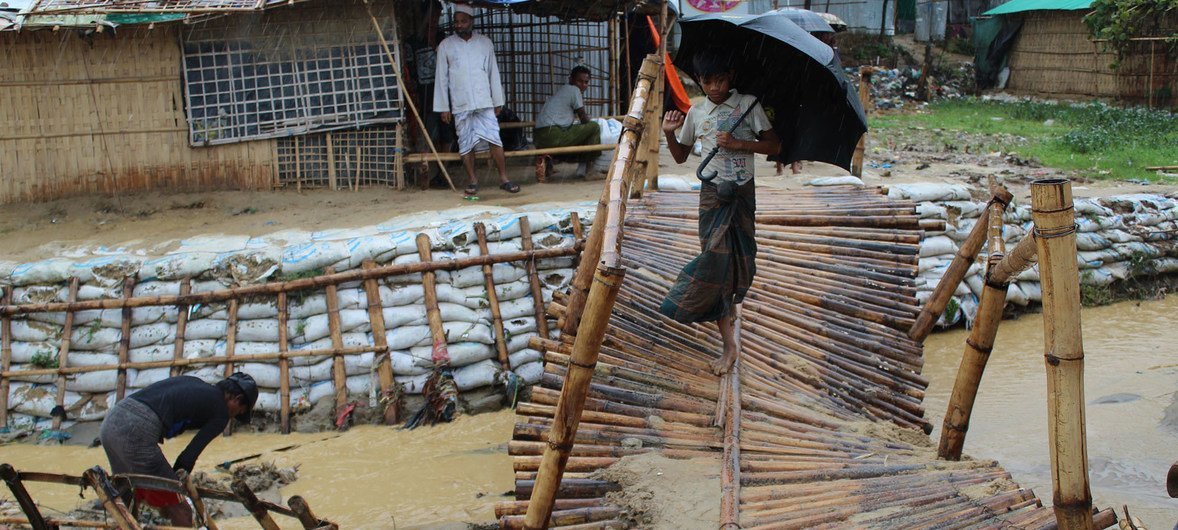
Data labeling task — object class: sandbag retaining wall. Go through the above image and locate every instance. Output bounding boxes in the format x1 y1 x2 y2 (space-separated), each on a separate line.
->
0 204 596 428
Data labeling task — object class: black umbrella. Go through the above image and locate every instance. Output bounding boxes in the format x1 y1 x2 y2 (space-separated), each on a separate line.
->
772 7 834 33
675 12 867 172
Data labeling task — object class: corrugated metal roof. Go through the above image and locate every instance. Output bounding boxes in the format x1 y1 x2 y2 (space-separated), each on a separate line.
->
983 0 1094 16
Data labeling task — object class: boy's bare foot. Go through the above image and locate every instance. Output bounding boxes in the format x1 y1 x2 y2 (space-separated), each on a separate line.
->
710 346 738 375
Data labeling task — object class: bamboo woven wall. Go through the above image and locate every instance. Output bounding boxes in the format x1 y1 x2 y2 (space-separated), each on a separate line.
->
1007 11 1177 106
0 28 275 205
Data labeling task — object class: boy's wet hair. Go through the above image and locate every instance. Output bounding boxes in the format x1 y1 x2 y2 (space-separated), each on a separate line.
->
692 47 735 80
569 65 590 78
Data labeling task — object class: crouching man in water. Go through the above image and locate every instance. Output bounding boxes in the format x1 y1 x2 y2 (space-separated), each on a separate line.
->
99 372 258 525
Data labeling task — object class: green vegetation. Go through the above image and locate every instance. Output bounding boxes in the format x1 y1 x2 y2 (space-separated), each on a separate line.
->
30 351 58 369
1084 0 1178 68
873 98 1178 182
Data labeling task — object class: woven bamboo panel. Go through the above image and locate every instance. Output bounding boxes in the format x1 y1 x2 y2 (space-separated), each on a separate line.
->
275 126 403 190
0 28 275 204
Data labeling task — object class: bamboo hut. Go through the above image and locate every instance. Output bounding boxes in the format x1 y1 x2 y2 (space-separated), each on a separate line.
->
976 1 1177 108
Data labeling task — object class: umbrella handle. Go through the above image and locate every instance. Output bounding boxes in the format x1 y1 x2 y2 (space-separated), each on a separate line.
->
693 96 761 183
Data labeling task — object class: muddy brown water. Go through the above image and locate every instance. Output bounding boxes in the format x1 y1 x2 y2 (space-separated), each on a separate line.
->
4 297 1176 529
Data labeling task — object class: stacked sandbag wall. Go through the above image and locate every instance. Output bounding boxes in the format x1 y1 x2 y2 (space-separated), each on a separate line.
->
0 205 595 428
891 183 1178 328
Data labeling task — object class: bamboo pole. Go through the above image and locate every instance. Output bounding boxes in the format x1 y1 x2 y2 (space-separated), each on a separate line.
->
476 223 512 371
908 205 992 342
180 470 218 530
1 246 580 316
170 279 192 377
278 291 292 434
366 1 456 191
289 496 335 530
560 55 660 339
938 191 1011 461
83 467 141 530
327 133 337 190
361 260 395 424
520 217 550 340
52 279 79 430
0 287 11 426
721 308 743 529
323 267 348 416
1031 178 1094 530
417 233 451 369
115 275 135 401
223 298 239 379
850 67 873 178
232 479 281 530
523 266 626 529
989 230 1039 286
0 464 50 530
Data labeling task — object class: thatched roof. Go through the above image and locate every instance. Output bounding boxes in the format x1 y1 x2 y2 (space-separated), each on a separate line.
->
472 0 668 22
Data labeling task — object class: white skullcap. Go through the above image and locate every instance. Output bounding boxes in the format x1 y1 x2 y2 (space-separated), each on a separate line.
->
452 3 475 17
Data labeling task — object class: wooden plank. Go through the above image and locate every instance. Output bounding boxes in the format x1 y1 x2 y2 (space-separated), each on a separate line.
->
324 267 347 415
278 291 291 434
519 216 550 339
170 279 192 377
361 261 395 424
115 275 136 401
403 143 614 164
52 279 79 430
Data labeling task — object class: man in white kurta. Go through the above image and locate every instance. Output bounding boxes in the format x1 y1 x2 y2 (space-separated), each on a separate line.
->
433 3 518 196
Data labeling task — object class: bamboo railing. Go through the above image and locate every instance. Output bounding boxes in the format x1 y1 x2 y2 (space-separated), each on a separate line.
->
504 181 1116 528
0 463 337 530
0 237 582 430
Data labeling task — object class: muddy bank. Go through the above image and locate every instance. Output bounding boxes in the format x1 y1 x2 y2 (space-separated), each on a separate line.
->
594 453 720 529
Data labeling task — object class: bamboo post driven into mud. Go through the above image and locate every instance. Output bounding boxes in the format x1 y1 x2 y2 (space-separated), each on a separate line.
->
171 279 192 377
0 287 11 426
416 234 451 367
1031 179 1094 530
115 276 135 401
720 307 743 530
523 266 626 530
938 189 1013 461
324 267 348 415
361 260 395 424
559 55 660 339
476 223 512 371
53 279 79 430
908 203 993 343
519 217 550 340
278 291 292 434
850 67 873 178
0 464 50 530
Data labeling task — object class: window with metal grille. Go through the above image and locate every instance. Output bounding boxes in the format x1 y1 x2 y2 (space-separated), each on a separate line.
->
179 1 403 146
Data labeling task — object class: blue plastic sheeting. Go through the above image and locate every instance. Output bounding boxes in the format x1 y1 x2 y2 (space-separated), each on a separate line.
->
983 0 1093 16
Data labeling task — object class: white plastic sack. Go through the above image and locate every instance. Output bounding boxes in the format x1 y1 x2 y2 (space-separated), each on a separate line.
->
142 253 217 281
886 183 971 202
921 236 958 258
453 359 499 391
509 348 543 369
9 259 75 286
514 361 545 385
805 176 864 187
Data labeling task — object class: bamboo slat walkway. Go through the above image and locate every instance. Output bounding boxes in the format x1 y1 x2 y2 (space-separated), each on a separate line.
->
499 187 1117 529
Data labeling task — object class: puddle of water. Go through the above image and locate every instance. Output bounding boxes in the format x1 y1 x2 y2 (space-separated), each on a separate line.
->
924 296 1178 528
2 410 516 529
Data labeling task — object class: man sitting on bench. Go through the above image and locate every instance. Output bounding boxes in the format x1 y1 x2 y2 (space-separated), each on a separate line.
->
534 66 601 179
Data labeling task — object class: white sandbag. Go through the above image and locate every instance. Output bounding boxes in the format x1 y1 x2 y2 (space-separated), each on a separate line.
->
383 305 427 328
946 218 979 243
504 317 536 338
1099 194 1175 213
9 259 75 286
192 280 230 294
131 367 171 389
132 306 177 326
500 297 536 320
11 320 62 342
130 323 174 348
336 234 400 269
27 311 70 326
395 373 430 395
943 201 988 219
237 301 279 320
69 352 120 367
301 310 370 343
509 348 542 369
210 248 281 286
449 267 488 289
436 284 487 309
439 302 483 324
71 256 143 287
13 285 65 305
391 350 430 376
533 232 575 250
964 274 985 299
958 294 980 325
281 241 351 276
254 389 282 412
290 359 333 385
1074 198 1113 217
8 364 55 383
182 339 221 359
1080 268 1115 286
181 366 223 384
1076 232 1112 251
142 253 217 281
386 326 433 350
436 220 478 248
539 270 573 290
235 319 281 342
239 363 283 388
490 212 560 241
1078 248 1119 267
886 183 971 202
185 319 228 340
484 239 523 255
494 279 533 301
453 359 499 391
507 333 533 354
514 361 545 385
921 236 958 257
415 342 494 368
130 344 174 364
805 176 864 187
336 288 367 310
1076 215 1124 233
234 341 278 357
71 326 120 351
444 321 494 345
1019 281 1042 303
537 256 576 270
1006 283 1029 306
289 294 328 320
345 374 372 395
133 281 182 298
386 253 425 284
65 369 121 393
11 342 57 364
381 284 425 306
654 175 696 191
1102 229 1141 244
916 202 948 219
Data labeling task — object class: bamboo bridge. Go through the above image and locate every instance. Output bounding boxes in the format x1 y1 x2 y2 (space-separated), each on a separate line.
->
496 55 1119 529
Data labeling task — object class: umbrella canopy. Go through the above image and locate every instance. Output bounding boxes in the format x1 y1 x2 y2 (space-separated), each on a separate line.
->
816 11 848 32
675 12 867 171
771 7 834 33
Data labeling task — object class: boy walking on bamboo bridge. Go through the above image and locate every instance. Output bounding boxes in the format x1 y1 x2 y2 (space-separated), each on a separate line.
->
658 47 780 375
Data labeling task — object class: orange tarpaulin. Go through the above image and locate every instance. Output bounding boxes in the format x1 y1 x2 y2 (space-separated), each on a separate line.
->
647 16 692 114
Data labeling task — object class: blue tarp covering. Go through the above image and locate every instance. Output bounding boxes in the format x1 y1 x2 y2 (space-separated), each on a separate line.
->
983 0 1094 16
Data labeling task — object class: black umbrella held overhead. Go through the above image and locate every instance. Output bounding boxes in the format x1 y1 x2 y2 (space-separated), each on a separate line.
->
675 12 867 172
771 7 834 33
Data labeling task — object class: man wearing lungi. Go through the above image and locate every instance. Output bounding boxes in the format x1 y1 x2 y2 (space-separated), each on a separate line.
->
434 3 520 197
659 47 780 375
99 373 258 526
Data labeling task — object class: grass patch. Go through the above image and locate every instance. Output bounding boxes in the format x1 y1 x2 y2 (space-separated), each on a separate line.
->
873 98 1178 182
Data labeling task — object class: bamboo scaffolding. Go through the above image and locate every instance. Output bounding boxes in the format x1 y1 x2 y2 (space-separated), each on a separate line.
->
361 260 394 423
1031 178 1094 530
476 223 512 371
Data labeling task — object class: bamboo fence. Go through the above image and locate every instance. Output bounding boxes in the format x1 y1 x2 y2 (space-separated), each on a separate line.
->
0 237 580 431
0 462 337 530
502 182 1119 528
